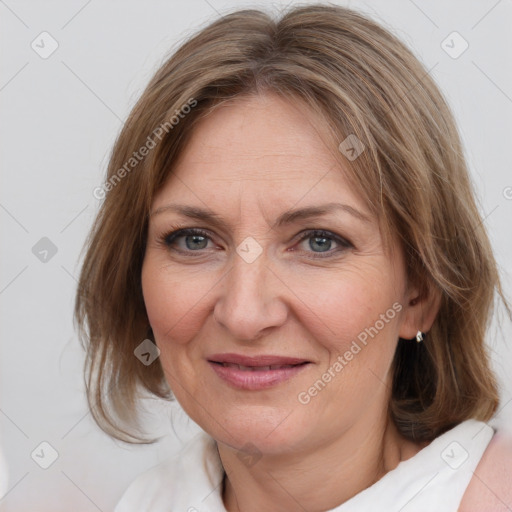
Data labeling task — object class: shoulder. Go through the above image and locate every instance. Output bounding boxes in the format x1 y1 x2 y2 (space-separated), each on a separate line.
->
459 430 512 511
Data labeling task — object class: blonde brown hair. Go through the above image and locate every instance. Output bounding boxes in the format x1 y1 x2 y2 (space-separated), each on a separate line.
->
74 4 508 443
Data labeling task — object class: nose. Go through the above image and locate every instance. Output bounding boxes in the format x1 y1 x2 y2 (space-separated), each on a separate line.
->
212 253 288 341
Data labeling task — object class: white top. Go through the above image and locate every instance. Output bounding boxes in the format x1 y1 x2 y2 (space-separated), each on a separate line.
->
114 419 494 512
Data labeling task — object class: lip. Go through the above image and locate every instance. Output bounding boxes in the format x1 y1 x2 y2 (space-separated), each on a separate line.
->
207 353 311 390
208 353 310 366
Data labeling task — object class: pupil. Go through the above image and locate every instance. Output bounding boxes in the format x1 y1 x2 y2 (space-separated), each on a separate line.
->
186 235 207 250
310 237 331 252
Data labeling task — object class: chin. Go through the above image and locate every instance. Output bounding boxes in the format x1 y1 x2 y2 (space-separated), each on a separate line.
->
204 406 313 455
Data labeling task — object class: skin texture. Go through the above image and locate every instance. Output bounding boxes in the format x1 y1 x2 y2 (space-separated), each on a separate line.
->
141 93 450 511
459 433 512 511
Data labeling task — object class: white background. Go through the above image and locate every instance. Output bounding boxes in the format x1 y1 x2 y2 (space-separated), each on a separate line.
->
1 0 511 510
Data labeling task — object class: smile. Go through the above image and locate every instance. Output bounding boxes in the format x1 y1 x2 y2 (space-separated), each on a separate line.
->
207 354 311 390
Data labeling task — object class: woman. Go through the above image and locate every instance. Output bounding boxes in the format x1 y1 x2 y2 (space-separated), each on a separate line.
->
74 4 512 511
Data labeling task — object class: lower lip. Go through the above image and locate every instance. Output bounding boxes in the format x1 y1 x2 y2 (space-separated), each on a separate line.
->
208 362 310 390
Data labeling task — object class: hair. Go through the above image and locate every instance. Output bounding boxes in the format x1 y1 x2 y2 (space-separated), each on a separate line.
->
74 3 509 444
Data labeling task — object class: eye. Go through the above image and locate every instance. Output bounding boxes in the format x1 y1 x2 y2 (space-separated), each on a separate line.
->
158 227 352 259
293 230 352 258
160 228 216 253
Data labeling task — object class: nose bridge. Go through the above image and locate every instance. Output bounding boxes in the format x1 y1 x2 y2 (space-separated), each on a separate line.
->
213 249 287 340
229 254 264 305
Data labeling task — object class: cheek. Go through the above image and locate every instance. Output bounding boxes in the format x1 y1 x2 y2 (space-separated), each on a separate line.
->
297 276 401 408
141 259 212 345
289 264 400 348
292 267 403 400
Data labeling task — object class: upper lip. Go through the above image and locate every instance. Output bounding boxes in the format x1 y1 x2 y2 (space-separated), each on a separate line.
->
208 353 310 367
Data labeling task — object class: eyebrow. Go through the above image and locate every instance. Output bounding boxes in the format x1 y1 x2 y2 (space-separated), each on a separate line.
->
150 202 371 229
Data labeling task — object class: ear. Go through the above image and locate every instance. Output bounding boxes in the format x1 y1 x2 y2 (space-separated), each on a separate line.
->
398 280 442 340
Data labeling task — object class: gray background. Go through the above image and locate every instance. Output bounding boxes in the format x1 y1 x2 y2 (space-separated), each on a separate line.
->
1 0 511 510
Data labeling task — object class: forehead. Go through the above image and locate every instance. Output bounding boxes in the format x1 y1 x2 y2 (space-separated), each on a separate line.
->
152 93 366 217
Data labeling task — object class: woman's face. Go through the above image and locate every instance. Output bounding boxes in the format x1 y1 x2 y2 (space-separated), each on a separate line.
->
142 93 419 454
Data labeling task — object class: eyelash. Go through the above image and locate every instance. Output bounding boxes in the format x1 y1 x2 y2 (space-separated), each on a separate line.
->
157 226 353 259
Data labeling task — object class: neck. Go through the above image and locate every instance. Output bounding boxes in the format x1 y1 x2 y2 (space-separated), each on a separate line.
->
217 411 424 512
